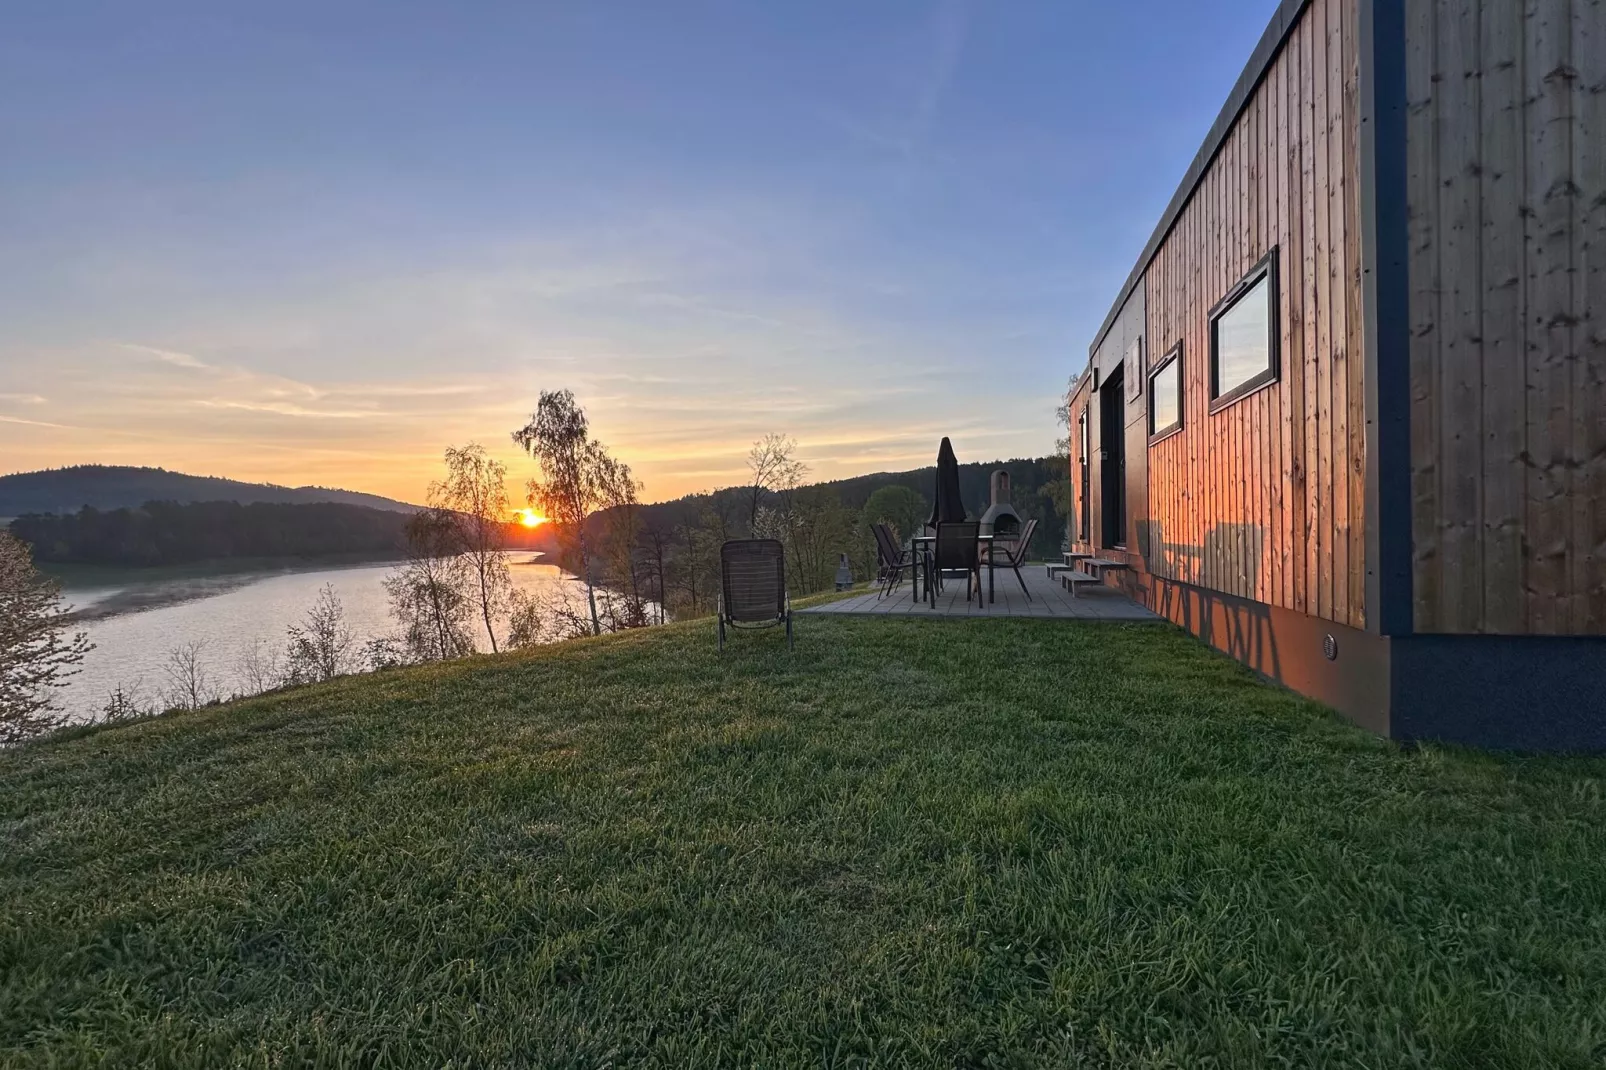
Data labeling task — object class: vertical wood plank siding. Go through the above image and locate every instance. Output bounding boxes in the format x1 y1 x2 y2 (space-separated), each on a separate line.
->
1142 0 1368 630
1405 0 1606 634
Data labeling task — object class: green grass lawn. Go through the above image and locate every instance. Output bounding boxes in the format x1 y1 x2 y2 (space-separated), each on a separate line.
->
3 616 1605 1068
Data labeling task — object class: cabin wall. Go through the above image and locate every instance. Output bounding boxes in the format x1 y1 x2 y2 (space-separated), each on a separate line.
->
1141 0 1367 631
1404 0 1606 635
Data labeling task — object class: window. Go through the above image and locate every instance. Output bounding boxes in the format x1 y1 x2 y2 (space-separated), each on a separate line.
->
1209 248 1279 408
1077 410 1090 541
1148 342 1182 441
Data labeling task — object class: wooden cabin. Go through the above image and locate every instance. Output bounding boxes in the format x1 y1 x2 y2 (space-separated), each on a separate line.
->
1069 0 1603 749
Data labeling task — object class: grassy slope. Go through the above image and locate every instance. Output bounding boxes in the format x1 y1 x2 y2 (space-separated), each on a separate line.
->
2 616 1604 1068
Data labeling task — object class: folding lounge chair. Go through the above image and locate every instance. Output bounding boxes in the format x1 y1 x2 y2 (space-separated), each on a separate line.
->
718 538 793 650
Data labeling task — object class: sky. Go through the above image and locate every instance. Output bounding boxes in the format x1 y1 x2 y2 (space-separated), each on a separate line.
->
0 0 1278 506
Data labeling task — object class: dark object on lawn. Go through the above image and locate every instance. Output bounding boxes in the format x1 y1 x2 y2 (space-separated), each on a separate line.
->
718 539 792 650
984 517 1038 602
872 522 917 598
930 521 983 609
926 437 967 530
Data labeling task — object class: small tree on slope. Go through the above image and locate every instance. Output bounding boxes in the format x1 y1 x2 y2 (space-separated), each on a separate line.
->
0 530 92 745
433 443 513 653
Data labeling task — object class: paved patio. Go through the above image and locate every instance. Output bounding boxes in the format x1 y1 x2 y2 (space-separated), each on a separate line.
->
804 565 1160 621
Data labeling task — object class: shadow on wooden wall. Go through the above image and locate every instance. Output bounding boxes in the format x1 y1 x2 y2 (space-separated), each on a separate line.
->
1134 520 1281 683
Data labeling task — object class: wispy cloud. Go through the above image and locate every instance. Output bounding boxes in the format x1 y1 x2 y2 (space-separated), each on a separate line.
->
119 342 213 370
0 392 47 405
0 413 72 429
195 399 380 419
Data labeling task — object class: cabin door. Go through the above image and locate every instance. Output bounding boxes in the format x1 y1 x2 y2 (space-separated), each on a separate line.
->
1099 366 1126 548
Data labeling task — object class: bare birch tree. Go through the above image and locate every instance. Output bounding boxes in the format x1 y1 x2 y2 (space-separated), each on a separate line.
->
236 636 282 696
284 583 356 684
383 507 475 662
511 390 638 638
161 640 216 710
598 454 648 630
505 589 546 649
745 433 806 530
0 530 91 745
433 443 512 653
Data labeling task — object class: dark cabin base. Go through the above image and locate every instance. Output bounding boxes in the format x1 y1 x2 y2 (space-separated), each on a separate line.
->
1121 573 1606 753
1390 635 1606 752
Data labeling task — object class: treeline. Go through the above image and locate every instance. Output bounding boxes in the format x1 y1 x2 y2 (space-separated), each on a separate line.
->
565 448 1071 620
10 500 419 566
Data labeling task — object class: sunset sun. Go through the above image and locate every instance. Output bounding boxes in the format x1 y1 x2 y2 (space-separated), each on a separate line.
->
516 508 547 528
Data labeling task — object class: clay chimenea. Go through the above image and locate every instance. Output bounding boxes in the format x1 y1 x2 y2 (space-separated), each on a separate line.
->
978 470 1021 538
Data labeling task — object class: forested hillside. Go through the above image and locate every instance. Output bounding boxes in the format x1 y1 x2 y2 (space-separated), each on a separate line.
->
0 466 416 517
11 501 417 567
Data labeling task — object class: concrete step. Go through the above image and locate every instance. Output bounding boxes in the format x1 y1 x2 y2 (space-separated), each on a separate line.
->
1082 558 1130 572
1061 572 1105 594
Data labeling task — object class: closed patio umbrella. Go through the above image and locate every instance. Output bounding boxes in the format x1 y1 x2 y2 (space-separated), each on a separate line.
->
927 437 967 529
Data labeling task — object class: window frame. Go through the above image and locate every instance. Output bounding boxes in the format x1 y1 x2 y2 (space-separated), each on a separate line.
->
1208 247 1280 412
1147 341 1184 445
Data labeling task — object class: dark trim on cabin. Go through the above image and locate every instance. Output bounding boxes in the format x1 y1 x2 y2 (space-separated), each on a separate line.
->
1088 0 1314 360
1206 247 1281 413
1391 637 1606 752
1359 0 1413 637
1147 340 1184 444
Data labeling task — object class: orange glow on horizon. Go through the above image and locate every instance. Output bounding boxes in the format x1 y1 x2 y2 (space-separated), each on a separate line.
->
515 508 549 528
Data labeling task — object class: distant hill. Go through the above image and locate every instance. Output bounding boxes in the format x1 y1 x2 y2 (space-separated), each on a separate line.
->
0 466 418 517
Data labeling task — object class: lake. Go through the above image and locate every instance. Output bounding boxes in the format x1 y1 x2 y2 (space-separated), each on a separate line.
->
54 556 607 722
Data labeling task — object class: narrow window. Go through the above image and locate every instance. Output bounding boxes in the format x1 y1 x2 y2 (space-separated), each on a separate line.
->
1148 342 1183 442
1209 248 1279 408
1077 410 1090 541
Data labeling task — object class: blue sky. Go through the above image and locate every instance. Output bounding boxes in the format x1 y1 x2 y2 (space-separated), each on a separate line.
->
0 0 1277 503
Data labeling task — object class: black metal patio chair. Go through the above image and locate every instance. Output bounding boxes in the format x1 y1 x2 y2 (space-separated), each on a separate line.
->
718 538 792 650
872 522 917 598
930 521 983 609
983 517 1038 601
